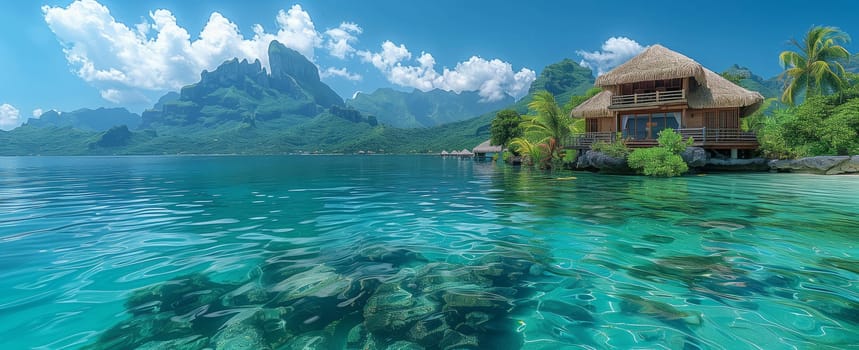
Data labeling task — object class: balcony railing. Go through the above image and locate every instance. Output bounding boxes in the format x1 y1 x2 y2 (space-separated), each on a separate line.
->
677 128 757 144
564 128 758 149
610 90 685 107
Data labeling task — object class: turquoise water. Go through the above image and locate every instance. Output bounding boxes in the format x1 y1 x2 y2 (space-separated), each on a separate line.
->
0 156 856 350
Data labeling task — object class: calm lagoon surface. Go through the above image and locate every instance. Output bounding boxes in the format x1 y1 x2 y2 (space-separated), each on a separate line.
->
0 155 857 349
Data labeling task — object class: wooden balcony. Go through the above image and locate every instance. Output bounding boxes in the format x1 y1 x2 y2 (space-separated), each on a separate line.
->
678 128 758 149
564 128 758 150
609 90 685 109
563 132 617 149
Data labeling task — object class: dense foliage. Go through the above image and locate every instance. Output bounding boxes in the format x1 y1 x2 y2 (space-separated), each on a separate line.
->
627 129 693 177
753 92 859 158
489 109 522 148
509 91 579 168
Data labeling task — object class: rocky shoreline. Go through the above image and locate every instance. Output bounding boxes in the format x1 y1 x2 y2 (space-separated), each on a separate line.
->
575 148 859 175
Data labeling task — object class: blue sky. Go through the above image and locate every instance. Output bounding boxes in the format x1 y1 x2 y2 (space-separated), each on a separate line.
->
1 0 857 130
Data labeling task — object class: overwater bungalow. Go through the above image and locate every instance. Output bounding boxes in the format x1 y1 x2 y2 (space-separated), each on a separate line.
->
472 140 502 160
570 45 764 158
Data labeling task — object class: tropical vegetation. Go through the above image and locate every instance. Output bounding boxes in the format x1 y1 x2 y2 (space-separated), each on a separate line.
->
749 26 857 158
489 109 522 149
507 91 583 168
627 129 693 177
779 26 851 105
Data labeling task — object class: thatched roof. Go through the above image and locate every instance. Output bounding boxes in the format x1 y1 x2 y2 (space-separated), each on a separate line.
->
572 45 764 117
594 44 707 87
688 69 764 111
472 140 502 154
571 90 612 118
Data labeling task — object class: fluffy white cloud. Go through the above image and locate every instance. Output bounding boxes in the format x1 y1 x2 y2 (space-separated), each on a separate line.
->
320 67 362 81
0 104 21 131
577 37 646 76
358 41 535 101
42 0 325 103
325 22 362 59
32 108 44 118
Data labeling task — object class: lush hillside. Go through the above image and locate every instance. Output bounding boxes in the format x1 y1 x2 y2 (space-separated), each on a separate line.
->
23 107 141 131
141 40 343 132
721 64 782 98
0 53 596 155
348 88 513 128
528 58 594 100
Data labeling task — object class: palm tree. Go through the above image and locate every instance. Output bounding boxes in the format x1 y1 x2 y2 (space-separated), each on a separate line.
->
779 26 851 105
508 91 584 168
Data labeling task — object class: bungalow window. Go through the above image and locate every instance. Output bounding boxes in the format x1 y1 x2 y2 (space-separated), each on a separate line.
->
586 118 599 133
621 112 680 139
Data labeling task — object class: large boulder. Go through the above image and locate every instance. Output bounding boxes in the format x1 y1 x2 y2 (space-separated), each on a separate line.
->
769 156 853 174
576 150 633 174
680 147 708 168
825 155 859 175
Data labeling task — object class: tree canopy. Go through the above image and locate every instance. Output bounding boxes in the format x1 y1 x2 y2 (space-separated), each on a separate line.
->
779 26 851 105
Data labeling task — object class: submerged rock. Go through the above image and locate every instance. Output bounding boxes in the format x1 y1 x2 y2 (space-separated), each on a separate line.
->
438 329 479 349
280 332 330 350
619 294 701 325
358 246 429 267
407 317 449 345
84 311 195 350
271 265 352 303
412 263 492 294
125 274 227 315
211 323 269 350
386 340 424 350
363 283 439 333
136 335 209 350
538 300 594 324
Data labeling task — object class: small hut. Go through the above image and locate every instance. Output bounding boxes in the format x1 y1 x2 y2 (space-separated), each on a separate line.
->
471 140 503 160
440 150 449 156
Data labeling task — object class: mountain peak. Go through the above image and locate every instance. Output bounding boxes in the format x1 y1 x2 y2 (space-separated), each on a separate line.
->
268 40 319 83
267 40 342 108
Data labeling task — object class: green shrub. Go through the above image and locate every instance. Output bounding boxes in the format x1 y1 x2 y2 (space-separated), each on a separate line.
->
628 147 689 177
627 129 692 177
563 149 577 163
656 128 694 154
591 137 630 158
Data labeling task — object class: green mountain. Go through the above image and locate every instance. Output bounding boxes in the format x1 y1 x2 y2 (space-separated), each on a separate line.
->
24 107 141 131
348 88 513 128
721 64 782 98
0 53 596 155
528 58 594 102
142 40 343 130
